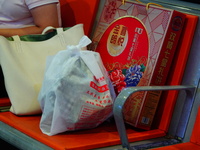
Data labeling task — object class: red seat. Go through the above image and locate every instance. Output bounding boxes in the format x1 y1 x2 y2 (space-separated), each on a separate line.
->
0 111 166 149
59 0 100 36
0 1 199 150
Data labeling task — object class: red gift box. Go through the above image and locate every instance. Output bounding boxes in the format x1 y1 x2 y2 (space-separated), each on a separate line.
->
92 0 186 130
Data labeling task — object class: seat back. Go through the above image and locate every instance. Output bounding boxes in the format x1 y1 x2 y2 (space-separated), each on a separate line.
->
59 0 100 36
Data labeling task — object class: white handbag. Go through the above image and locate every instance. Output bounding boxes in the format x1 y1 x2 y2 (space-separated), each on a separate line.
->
0 24 85 115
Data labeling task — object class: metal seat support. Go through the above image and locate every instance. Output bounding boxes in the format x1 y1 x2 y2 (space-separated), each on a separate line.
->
113 85 196 150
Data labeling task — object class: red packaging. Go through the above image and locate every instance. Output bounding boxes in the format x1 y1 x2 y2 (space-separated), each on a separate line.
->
92 0 185 130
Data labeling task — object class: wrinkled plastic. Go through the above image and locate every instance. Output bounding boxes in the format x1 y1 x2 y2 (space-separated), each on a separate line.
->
38 36 115 136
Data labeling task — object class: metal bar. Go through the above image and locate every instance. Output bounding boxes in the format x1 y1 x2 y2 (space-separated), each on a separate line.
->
113 85 196 150
175 79 199 140
0 122 53 150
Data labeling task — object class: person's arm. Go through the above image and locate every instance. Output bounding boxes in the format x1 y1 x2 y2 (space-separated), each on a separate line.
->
0 3 59 37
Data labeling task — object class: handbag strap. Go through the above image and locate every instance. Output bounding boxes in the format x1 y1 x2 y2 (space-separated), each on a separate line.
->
9 27 65 42
12 35 20 41
42 26 64 35
42 26 55 34
11 35 23 53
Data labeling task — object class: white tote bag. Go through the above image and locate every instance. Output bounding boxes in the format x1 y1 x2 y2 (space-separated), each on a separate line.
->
38 36 116 135
0 24 85 115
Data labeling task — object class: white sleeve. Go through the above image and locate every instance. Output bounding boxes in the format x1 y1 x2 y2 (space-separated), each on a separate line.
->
25 0 59 10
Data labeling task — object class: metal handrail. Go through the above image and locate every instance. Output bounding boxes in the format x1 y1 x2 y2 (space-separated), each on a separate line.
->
113 85 196 150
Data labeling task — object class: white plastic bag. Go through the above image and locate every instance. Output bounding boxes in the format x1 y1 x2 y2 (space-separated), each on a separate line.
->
38 36 115 136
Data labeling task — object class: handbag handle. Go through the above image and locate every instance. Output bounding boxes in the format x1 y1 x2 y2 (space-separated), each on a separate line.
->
42 26 64 35
11 26 64 41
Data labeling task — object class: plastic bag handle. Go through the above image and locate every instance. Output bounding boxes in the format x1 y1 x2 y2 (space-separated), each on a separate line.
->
69 36 106 82
80 52 106 85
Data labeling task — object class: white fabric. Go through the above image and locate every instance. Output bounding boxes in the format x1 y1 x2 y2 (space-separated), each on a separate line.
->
38 36 116 135
0 24 85 115
0 0 59 28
